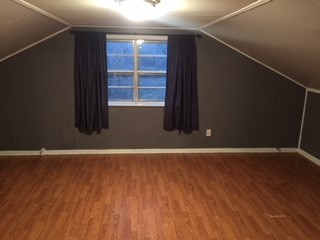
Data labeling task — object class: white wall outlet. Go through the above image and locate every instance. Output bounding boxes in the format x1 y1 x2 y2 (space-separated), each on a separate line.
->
206 129 212 137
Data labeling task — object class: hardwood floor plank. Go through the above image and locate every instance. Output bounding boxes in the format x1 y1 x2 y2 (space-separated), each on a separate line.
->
0 153 320 239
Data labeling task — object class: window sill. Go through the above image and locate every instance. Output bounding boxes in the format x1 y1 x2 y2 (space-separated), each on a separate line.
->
108 102 165 107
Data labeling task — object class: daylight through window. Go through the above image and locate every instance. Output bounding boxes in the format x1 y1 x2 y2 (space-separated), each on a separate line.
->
107 35 167 106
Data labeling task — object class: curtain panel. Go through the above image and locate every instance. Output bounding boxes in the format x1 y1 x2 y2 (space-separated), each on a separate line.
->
164 35 199 134
74 31 108 132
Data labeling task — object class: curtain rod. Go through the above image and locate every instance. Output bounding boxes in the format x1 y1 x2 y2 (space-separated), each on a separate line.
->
70 30 201 38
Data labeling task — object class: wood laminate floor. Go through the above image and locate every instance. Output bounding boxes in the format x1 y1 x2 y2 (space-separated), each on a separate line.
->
0 153 320 239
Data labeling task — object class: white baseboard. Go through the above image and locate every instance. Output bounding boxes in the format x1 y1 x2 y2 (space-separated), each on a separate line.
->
2 148 319 168
0 147 297 156
298 149 320 167
0 151 40 156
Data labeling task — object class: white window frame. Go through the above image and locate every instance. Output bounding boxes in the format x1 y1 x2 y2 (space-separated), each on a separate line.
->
107 34 168 107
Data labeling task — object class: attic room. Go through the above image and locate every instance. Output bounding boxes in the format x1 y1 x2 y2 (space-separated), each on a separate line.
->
0 0 319 239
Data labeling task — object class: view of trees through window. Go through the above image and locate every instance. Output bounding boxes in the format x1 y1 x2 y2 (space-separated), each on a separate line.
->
107 37 167 105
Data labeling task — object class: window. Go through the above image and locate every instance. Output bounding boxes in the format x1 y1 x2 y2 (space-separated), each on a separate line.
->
107 35 167 106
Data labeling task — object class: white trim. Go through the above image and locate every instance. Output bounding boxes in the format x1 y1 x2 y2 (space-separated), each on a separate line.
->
0 27 71 62
109 101 164 107
307 88 320 94
273 148 298 153
3 148 320 170
107 34 167 41
0 151 40 156
1 149 318 170
12 0 70 26
72 25 198 31
298 89 308 148
200 0 271 28
0 148 297 156
199 29 305 89
298 149 320 167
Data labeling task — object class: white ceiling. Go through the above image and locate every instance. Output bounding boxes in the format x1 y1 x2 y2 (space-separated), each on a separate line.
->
1 0 320 89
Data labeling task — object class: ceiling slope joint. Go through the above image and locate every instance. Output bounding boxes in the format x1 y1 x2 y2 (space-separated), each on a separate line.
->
12 0 71 26
200 0 272 29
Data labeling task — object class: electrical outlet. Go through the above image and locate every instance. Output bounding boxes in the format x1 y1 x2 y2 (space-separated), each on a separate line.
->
206 129 212 137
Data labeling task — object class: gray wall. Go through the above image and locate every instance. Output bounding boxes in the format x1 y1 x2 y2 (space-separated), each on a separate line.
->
0 30 305 150
301 92 320 159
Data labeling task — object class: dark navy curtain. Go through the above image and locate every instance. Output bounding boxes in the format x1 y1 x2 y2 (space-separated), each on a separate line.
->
74 32 108 132
164 35 199 134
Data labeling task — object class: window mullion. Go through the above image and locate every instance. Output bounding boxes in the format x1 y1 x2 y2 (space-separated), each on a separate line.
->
134 40 139 103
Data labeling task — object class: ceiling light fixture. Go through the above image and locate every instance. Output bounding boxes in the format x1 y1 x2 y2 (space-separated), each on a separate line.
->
115 0 160 7
112 0 163 22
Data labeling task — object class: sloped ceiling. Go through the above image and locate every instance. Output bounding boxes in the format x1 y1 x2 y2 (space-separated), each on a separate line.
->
1 0 319 89
0 0 66 60
202 0 320 89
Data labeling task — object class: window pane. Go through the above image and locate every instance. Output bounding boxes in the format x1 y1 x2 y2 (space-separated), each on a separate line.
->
107 41 134 70
109 88 134 101
108 56 134 70
138 41 167 71
139 42 167 55
139 56 166 71
107 41 133 55
139 75 166 87
108 73 134 86
139 88 166 101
